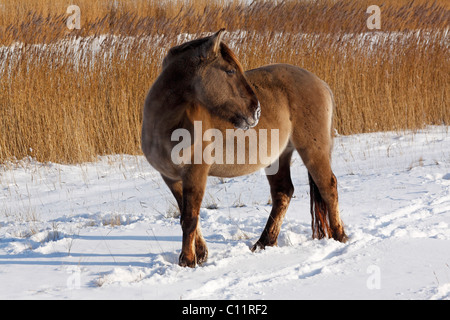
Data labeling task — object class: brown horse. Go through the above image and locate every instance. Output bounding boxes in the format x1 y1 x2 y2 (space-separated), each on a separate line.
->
142 29 347 268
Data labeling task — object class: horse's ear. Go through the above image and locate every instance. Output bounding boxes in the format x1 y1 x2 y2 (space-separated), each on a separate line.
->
201 28 226 59
211 28 226 56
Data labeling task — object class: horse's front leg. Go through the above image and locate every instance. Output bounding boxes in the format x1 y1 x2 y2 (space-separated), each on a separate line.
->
179 165 209 268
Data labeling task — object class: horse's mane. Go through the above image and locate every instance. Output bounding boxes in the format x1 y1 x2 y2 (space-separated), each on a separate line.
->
163 37 243 73
220 43 244 74
163 37 208 69
167 37 210 58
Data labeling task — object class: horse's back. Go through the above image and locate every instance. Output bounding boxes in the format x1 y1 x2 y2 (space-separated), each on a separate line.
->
246 63 335 154
246 64 333 120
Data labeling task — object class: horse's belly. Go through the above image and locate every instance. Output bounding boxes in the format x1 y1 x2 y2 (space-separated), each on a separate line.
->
209 162 273 177
208 132 290 177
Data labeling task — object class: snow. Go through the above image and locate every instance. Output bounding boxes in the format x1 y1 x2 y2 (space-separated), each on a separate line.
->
2 30 447 73
0 126 449 299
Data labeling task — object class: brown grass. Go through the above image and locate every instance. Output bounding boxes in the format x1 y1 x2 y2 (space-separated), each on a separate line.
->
0 0 449 163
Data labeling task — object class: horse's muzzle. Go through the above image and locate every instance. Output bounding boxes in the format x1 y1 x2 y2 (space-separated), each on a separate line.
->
232 101 261 130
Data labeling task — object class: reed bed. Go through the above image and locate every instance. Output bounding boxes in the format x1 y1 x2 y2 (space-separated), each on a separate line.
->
0 0 449 163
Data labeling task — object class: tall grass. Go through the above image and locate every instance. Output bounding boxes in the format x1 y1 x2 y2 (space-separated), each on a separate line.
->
0 0 449 163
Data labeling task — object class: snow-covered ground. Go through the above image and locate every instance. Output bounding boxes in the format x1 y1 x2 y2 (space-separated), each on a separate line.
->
0 126 449 300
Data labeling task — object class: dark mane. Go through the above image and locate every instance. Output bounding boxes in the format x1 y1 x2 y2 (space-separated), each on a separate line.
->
220 43 244 73
162 36 244 73
162 37 209 69
169 37 210 57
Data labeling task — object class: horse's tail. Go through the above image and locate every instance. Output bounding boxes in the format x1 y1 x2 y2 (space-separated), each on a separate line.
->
308 172 332 239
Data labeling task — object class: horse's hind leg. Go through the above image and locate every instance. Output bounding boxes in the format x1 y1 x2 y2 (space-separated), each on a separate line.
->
252 148 294 251
297 147 347 242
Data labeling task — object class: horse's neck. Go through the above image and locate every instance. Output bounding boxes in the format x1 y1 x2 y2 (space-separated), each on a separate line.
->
147 73 208 131
150 95 197 131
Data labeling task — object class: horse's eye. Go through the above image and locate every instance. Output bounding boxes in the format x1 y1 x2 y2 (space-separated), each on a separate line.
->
226 69 235 75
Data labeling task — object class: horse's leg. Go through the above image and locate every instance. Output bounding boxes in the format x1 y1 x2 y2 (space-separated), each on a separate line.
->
251 148 294 251
298 147 347 242
178 165 209 267
161 174 183 215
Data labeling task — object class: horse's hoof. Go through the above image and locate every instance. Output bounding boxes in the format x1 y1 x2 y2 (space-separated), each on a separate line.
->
195 239 208 265
339 233 349 243
333 230 349 243
179 253 196 268
196 249 208 266
250 240 265 252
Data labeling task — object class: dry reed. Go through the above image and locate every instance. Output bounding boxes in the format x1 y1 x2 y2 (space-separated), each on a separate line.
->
0 0 448 163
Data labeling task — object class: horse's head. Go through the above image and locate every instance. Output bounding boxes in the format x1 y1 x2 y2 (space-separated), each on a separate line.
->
163 29 261 130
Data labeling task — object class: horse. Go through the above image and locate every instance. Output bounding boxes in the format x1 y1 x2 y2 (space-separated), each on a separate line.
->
141 29 347 268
